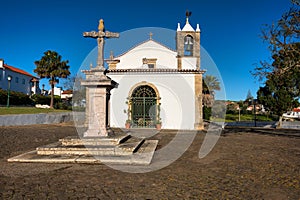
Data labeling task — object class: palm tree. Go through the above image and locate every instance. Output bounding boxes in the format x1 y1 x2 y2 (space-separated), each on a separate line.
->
34 50 71 108
202 75 221 107
203 75 221 96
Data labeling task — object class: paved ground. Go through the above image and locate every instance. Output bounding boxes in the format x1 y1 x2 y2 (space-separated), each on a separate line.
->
0 123 299 199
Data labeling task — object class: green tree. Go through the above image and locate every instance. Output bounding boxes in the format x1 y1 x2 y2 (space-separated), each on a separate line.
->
246 89 253 101
253 1 300 115
257 73 299 116
203 75 221 96
34 50 71 108
202 75 221 120
202 75 221 107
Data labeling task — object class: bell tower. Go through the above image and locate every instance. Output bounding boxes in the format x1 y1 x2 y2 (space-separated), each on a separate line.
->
176 11 201 70
176 11 204 130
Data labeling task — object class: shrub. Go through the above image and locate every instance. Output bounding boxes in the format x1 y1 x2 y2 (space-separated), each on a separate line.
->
31 94 62 108
203 106 212 120
0 89 33 106
55 99 72 110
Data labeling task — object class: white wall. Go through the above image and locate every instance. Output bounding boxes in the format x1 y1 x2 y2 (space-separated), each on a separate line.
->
0 68 32 94
108 73 196 130
182 57 197 70
115 40 178 69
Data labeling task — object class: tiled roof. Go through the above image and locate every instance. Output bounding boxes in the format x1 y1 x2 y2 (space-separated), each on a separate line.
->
293 108 300 112
4 64 37 78
62 90 73 94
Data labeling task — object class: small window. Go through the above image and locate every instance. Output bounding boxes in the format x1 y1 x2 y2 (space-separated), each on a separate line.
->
142 58 157 69
22 79 25 84
15 77 19 83
148 64 154 68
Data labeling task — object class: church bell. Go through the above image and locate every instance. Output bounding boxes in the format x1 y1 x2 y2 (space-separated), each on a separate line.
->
184 36 193 51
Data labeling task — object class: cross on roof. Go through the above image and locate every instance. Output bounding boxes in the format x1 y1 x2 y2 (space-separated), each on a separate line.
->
149 32 153 40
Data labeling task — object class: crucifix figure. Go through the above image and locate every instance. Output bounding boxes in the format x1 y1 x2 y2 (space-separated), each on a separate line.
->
83 19 119 70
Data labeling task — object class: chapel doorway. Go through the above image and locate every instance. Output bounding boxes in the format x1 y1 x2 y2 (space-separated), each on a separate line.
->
129 85 159 128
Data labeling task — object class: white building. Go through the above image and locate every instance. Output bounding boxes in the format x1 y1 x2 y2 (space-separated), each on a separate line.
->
48 86 63 96
106 16 205 130
48 87 73 100
0 59 40 95
61 90 73 99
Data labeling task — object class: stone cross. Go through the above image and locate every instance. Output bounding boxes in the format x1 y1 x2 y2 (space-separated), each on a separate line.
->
83 19 119 70
81 19 118 137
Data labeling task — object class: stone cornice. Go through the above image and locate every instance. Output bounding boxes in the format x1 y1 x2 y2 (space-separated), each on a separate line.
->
108 68 206 74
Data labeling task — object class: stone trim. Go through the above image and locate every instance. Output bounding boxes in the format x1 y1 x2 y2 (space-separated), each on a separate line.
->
194 74 204 130
142 58 157 69
127 82 161 127
128 81 161 101
108 68 205 74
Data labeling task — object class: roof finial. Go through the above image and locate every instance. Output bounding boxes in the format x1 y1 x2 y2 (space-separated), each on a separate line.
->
149 32 153 40
185 10 192 24
196 24 200 32
109 51 114 60
177 23 181 31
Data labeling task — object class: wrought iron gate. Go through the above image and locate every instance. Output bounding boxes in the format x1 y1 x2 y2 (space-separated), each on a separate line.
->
130 85 157 128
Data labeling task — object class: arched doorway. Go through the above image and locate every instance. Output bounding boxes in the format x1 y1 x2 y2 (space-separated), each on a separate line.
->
128 85 159 128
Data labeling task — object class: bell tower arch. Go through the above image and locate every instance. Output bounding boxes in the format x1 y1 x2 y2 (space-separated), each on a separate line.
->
176 12 201 70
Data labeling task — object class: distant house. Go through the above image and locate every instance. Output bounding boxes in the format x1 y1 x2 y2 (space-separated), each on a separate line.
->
0 59 40 94
48 86 63 97
47 87 73 99
61 90 73 99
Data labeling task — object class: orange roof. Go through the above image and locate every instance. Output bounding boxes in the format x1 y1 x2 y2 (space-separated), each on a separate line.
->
62 90 73 94
293 108 300 112
4 64 37 78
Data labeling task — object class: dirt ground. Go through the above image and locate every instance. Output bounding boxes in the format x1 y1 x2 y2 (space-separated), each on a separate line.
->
0 123 299 199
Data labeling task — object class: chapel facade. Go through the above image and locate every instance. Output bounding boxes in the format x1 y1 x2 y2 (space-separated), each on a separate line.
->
106 16 205 130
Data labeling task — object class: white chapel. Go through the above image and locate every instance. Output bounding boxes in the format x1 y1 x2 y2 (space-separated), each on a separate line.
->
105 15 205 130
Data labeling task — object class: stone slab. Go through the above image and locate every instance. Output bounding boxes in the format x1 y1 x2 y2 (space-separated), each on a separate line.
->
60 134 130 146
7 150 79 163
37 136 145 156
7 140 158 165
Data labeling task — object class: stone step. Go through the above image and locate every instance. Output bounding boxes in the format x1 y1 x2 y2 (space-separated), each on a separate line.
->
116 136 145 154
59 134 130 146
37 137 145 156
8 140 159 165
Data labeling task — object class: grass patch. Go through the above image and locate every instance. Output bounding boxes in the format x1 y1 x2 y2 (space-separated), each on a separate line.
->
209 114 278 122
0 107 71 115
225 113 278 122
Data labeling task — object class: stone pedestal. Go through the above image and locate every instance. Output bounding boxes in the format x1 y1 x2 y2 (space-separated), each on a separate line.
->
81 68 116 137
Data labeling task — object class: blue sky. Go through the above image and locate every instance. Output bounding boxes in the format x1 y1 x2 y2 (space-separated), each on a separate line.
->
0 0 293 100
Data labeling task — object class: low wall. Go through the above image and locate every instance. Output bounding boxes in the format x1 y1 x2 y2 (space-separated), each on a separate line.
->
280 121 300 129
225 121 277 128
0 112 73 126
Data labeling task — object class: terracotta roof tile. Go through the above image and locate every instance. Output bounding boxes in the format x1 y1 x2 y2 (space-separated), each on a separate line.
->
4 64 37 78
62 90 73 94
